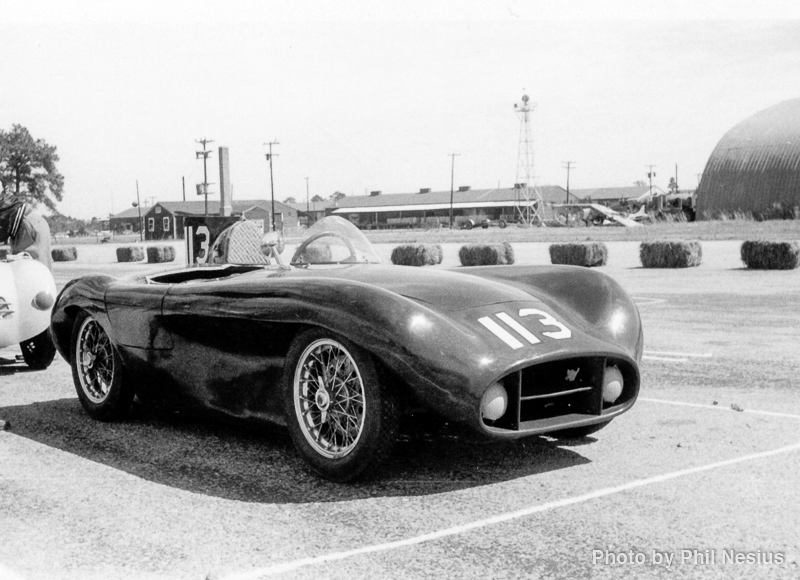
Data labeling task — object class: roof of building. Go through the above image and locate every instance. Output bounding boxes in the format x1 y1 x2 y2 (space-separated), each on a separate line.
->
111 199 295 218
697 98 800 217
569 185 654 202
284 199 339 213
317 185 567 214
110 206 145 219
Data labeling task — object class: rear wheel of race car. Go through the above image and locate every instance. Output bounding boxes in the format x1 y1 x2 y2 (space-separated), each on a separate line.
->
19 329 57 370
283 328 400 482
70 311 134 421
550 419 612 439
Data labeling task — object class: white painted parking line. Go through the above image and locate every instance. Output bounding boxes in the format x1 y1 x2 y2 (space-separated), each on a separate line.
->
0 563 25 580
640 397 800 420
642 355 688 362
643 350 712 358
632 297 665 305
217 441 800 580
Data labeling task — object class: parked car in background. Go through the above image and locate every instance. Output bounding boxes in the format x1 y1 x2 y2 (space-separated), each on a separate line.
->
0 254 58 369
458 217 510 229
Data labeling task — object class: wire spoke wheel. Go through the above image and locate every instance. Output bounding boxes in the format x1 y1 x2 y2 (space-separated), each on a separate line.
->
76 318 116 403
294 339 366 459
70 311 134 421
284 328 401 481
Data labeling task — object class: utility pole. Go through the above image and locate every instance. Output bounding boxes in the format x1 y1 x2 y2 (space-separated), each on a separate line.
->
182 176 186 201
562 161 575 204
195 138 214 216
646 164 657 211
646 165 657 196
265 140 279 232
305 176 310 227
448 153 460 229
135 180 143 242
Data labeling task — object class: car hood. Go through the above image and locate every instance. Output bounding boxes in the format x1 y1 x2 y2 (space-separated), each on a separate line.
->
286 265 532 310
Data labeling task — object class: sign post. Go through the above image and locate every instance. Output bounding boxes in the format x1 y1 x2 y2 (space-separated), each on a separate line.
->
184 216 241 265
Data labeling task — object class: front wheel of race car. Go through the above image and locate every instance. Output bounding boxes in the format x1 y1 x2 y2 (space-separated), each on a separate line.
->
19 329 57 370
283 328 400 482
70 311 134 421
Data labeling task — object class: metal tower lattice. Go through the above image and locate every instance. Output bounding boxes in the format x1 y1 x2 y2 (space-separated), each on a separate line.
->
514 94 544 226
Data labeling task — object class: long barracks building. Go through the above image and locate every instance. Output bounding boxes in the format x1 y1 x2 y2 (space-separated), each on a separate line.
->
320 185 569 229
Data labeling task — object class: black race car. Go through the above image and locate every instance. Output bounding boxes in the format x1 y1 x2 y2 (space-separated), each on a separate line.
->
51 217 642 481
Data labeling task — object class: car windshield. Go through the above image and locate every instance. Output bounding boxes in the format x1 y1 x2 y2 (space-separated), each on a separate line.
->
291 216 381 266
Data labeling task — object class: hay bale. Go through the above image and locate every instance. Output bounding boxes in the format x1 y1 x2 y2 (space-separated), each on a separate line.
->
740 240 800 270
146 245 176 263
549 242 608 267
459 242 514 266
391 244 443 267
116 246 145 262
639 241 702 268
51 246 78 262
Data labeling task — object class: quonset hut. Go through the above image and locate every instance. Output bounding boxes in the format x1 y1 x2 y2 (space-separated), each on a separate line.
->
697 99 800 219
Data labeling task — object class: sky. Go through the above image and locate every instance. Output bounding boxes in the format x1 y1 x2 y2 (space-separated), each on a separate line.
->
2 0 800 219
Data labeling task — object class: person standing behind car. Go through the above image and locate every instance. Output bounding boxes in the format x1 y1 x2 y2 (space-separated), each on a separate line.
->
0 193 53 271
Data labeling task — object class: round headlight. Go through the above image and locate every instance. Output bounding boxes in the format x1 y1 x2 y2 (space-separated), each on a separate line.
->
602 365 624 404
481 382 508 421
33 291 54 311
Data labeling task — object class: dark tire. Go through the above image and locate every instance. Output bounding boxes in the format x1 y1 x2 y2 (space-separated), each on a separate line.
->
283 328 400 482
498 220 507 229
550 419 612 439
70 311 134 421
19 329 57 370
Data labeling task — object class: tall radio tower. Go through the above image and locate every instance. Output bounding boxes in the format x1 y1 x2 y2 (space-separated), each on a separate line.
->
514 94 544 226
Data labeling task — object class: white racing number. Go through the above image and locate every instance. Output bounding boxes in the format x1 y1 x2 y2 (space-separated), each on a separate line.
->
478 308 572 350
194 225 211 264
184 225 211 265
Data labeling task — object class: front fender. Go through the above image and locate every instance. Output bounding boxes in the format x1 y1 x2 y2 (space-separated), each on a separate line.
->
458 265 644 362
0 260 57 346
50 275 117 360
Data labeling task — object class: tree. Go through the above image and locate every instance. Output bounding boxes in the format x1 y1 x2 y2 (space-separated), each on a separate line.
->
0 124 64 210
311 195 325 203
330 191 346 201
283 196 297 204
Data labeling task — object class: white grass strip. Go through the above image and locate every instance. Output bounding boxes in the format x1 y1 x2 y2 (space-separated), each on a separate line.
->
642 355 688 362
218 441 800 580
644 350 712 358
640 397 800 420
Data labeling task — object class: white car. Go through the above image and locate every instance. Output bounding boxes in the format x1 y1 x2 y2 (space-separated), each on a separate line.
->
0 254 58 369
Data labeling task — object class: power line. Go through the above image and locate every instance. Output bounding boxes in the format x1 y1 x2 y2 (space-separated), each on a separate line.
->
265 140 280 232
646 164 657 195
562 161 576 204
195 138 214 216
448 153 460 229
305 176 310 226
